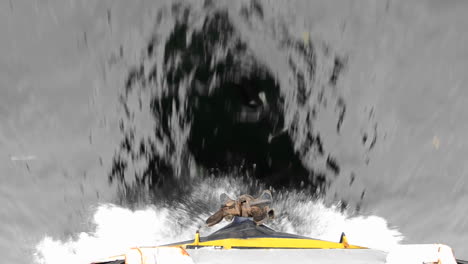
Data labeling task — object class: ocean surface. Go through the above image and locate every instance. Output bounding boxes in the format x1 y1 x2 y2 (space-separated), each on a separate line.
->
1 1 467 263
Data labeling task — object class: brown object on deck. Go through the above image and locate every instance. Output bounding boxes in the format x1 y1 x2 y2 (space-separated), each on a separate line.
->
206 190 275 227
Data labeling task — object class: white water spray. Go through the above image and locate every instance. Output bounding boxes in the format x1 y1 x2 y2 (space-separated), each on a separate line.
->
34 180 403 264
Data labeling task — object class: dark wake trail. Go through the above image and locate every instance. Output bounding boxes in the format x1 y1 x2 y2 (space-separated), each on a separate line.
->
110 2 361 207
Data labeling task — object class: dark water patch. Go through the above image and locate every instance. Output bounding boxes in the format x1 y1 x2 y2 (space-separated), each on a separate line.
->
125 65 145 95
361 107 379 165
330 57 345 86
240 0 264 20
326 155 340 175
349 172 356 186
336 97 346 133
109 3 358 205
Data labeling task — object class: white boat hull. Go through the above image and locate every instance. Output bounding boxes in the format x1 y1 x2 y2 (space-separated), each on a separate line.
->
187 248 387 264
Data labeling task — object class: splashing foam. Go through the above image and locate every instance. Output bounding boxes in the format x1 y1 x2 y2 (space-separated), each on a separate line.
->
34 204 203 264
273 198 404 251
34 179 403 264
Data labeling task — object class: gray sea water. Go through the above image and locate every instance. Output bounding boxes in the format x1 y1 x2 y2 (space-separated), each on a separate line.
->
1 1 467 263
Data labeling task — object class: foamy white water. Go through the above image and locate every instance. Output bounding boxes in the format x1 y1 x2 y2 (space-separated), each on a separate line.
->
34 205 183 264
34 190 403 264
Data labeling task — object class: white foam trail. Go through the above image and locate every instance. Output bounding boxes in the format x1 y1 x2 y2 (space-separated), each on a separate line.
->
34 204 197 264
10 155 37 161
34 193 403 264
270 195 404 251
276 201 403 251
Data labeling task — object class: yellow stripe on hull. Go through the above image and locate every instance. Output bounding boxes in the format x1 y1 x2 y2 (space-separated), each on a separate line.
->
177 236 367 250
